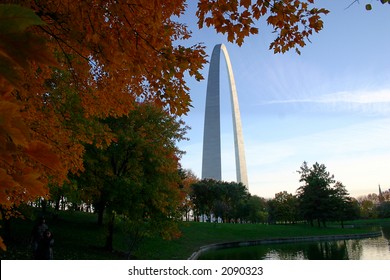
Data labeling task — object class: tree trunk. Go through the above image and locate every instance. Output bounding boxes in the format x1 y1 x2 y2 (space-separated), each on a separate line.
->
0 207 11 244
96 200 106 226
105 211 115 251
41 198 47 214
54 198 60 211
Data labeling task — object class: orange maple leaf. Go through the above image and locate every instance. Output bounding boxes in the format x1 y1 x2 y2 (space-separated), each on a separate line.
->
24 141 62 171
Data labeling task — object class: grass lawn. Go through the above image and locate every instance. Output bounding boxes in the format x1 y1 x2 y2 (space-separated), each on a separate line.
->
0 210 385 260
137 221 380 259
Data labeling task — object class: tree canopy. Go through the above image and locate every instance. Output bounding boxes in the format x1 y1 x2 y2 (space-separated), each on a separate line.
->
197 0 328 54
76 102 187 250
268 191 299 224
297 162 356 227
190 179 251 223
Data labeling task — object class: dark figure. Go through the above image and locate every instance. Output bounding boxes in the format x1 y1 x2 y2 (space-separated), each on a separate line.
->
31 216 49 259
36 230 54 260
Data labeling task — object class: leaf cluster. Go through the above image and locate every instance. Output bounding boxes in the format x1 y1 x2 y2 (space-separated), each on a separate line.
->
0 4 63 216
0 4 56 84
197 0 329 54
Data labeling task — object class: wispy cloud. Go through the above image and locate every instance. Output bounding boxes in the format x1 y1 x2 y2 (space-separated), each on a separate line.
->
261 89 390 104
321 89 390 104
257 88 390 116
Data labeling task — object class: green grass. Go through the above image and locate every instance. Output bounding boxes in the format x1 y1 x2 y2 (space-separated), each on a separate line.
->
343 218 390 226
1 210 119 260
136 221 379 259
1 210 385 260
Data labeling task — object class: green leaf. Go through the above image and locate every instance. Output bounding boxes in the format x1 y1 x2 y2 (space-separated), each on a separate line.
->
365 4 372 10
0 4 45 34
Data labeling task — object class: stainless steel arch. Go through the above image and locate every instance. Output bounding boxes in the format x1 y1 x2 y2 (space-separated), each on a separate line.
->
201 44 249 188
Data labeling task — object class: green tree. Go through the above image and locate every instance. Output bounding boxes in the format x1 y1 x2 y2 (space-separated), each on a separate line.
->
357 194 379 219
220 181 250 223
272 191 300 224
377 202 390 218
190 179 218 221
76 102 186 252
266 198 277 224
297 162 336 227
245 195 268 224
190 179 250 223
330 182 359 227
297 162 357 227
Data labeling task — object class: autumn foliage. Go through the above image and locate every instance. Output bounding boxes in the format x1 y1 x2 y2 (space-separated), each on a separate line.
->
197 0 329 54
0 4 60 218
1 0 332 252
1 1 206 210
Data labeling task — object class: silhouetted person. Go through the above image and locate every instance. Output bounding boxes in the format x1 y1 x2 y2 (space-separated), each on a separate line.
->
35 230 54 260
31 216 48 259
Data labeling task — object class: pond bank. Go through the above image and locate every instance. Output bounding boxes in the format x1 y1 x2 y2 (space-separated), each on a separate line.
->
188 231 382 260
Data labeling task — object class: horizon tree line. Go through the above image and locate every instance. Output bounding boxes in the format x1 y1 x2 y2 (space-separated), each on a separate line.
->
28 162 389 228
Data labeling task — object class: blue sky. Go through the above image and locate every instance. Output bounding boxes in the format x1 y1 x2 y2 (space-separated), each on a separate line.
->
177 1 390 199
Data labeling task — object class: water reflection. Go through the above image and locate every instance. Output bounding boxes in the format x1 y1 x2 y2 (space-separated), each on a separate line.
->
198 226 390 260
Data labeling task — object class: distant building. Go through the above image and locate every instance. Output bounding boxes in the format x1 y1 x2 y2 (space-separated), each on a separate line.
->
378 184 385 204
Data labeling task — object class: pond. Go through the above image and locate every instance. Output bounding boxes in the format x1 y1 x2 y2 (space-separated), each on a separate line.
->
198 225 390 260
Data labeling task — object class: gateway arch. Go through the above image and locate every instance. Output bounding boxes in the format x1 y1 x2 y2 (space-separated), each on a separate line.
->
201 44 248 188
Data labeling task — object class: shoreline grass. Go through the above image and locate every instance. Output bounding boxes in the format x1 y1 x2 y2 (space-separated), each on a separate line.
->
1 210 386 260
137 221 381 259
